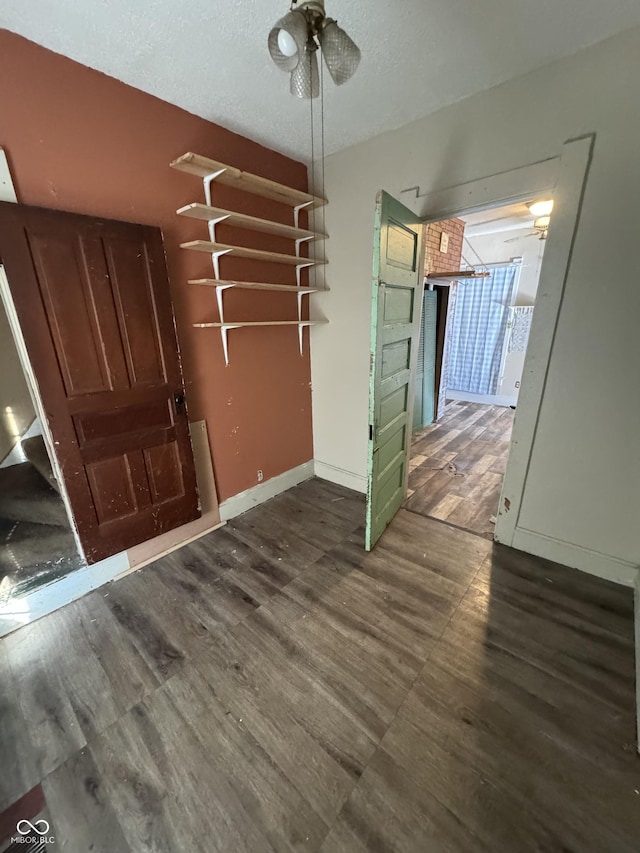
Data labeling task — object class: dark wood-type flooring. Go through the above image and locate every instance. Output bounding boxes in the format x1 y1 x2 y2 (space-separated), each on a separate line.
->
1 478 638 852
407 401 515 537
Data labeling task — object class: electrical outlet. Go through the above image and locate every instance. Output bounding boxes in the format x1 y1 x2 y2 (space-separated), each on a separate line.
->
257 470 264 482
515 381 520 388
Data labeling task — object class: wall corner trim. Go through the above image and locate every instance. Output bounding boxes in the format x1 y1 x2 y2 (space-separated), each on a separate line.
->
510 526 638 587
314 460 367 494
219 461 314 521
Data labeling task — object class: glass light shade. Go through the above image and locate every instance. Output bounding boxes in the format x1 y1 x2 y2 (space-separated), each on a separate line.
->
268 10 309 72
290 46 320 98
528 199 554 217
318 18 361 85
534 216 551 230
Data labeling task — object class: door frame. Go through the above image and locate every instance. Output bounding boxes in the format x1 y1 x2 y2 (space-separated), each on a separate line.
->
390 134 594 546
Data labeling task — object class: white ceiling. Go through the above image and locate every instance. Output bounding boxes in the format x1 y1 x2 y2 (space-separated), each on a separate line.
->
3 1 640 160
463 202 537 237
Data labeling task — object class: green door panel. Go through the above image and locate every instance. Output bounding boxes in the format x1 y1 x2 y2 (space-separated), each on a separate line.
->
421 290 437 427
366 191 425 550
413 291 426 430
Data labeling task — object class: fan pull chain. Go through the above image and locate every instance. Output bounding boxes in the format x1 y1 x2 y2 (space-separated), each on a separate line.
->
309 46 316 289
320 44 326 291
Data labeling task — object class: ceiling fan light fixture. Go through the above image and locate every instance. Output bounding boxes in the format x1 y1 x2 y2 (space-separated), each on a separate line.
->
534 215 551 230
528 199 554 218
268 2 360 96
268 9 309 72
318 18 361 85
290 42 320 99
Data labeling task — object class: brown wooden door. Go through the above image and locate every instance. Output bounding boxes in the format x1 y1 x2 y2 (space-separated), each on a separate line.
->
0 201 199 563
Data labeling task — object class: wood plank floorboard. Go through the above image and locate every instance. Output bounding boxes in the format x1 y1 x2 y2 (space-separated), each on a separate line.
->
1 478 637 851
407 400 515 537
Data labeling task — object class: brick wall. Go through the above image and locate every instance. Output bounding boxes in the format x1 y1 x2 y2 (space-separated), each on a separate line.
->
424 218 465 275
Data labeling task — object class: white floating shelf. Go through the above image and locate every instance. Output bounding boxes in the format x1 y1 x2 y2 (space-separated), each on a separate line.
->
171 152 327 210
181 240 326 269
177 203 327 242
193 320 328 365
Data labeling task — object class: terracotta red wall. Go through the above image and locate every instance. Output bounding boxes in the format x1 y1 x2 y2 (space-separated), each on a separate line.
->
0 30 314 502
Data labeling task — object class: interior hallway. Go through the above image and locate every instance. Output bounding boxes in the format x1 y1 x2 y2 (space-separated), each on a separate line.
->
1 478 638 852
407 401 515 537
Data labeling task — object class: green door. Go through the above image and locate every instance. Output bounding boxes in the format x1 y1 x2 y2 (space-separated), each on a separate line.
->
413 289 437 431
366 191 425 550
421 290 438 427
413 291 425 431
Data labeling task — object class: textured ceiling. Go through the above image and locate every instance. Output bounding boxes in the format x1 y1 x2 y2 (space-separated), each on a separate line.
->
3 1 640 160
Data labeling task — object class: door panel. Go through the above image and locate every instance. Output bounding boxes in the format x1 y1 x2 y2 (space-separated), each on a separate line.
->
145 442 184 502
413 296 425 431
106 235 167 386
0 201 200 562
30 232 115 396
421 291 437 427
366 191 424 550
414 289 437 430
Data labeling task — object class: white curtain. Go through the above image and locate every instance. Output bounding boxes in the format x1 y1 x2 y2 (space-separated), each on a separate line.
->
448 264 518 395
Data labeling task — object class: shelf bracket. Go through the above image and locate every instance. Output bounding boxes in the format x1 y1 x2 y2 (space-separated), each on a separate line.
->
295 235 314 258
202 170 227 206
215 283 235 325
209 247 233 280
297 320 315 356
293 201 313 229
207 216 231 246
295 261 314 288
220 324 241 367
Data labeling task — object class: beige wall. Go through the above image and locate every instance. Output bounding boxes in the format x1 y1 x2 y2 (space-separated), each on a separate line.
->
311 26 640 579
0 297 35 462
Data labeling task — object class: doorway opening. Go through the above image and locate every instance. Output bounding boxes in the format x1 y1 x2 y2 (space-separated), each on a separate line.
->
406 200 549 538
0 280 85 602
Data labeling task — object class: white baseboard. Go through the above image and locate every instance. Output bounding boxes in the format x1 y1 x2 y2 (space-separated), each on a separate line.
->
510 526 638 587
314 460 367 494
0 516 230 638
447 390 518 408
219 460 314 521
0 551 129 637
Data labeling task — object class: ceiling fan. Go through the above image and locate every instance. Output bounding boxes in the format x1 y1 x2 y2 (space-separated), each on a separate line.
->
268 1 361 98
505 200 554 242
505 216 551 242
